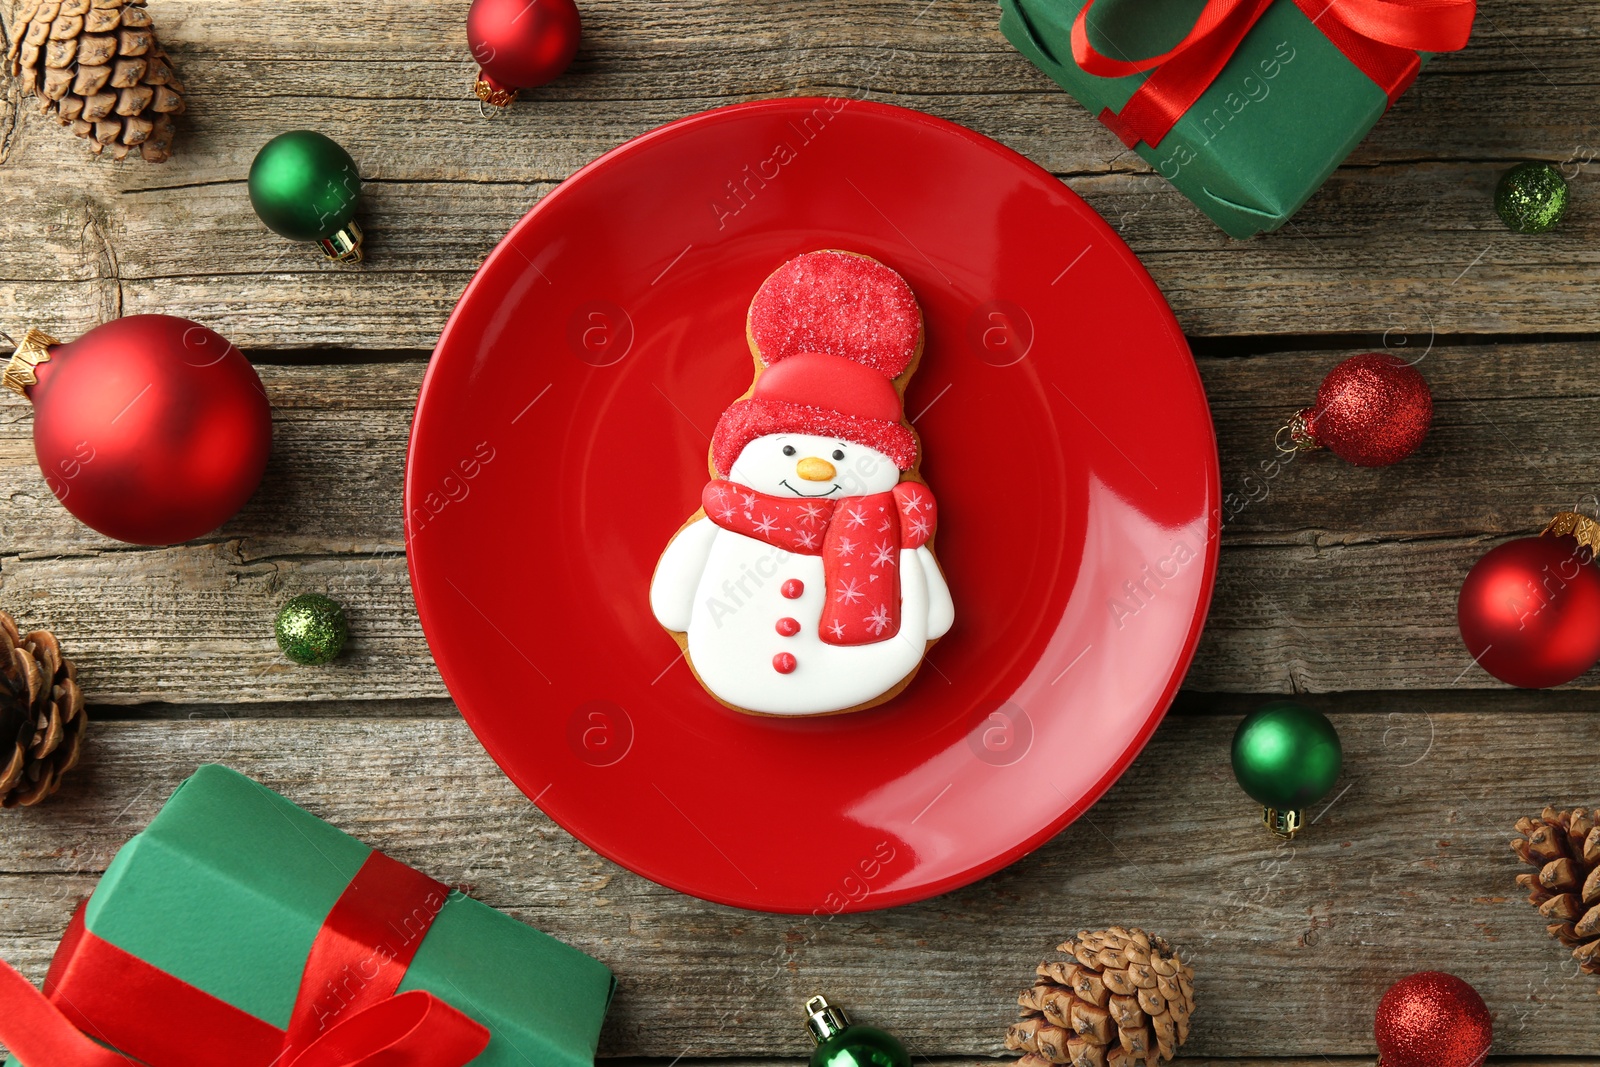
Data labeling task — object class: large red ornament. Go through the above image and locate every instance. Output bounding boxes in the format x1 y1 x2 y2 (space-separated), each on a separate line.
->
1287 353 1433 466
1374 972 1492 1067
1458 530 1600 688
467 0 581 108
5 315 272 546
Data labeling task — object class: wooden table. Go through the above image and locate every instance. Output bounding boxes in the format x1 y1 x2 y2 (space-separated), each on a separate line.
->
2 0 1597 1061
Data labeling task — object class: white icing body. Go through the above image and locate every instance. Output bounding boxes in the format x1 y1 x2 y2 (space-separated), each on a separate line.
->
651 433 954 716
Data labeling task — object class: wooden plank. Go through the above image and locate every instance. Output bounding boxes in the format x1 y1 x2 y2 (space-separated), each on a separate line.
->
3 342 1600 703
7 342 1598 556
2 0 1598 344
4 342 1600 700
0 710 1596 1056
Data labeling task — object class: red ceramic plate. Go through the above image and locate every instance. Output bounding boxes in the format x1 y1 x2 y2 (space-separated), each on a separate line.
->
407 99 1218 913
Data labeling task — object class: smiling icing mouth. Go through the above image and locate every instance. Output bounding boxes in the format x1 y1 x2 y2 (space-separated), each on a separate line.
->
780 479 842 498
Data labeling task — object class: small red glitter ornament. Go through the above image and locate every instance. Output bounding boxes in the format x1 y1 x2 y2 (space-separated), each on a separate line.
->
1283 353 1433 466
1374 972 1491 1067
3 316 272 546
1458 513 1600 688
467 0 581 108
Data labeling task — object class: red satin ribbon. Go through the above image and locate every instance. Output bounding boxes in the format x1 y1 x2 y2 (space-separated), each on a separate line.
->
0 851 490 1067
1071 0 1476 148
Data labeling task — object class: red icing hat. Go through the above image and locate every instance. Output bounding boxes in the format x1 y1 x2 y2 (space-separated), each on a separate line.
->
712 251 922 476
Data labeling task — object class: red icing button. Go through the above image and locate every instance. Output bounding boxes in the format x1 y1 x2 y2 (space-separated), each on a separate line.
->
776 617 801 637
773 652 798 674
781 579 804 599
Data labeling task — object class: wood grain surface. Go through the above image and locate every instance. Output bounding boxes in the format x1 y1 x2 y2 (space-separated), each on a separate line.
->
3 0 1598 1059
0 0 1598 346
1 711 1596 1057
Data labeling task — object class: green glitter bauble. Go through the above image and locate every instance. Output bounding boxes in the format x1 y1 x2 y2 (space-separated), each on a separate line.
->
1495 162 1569 234
275 594 348 666
248 131 362 242
1230 701 1342 812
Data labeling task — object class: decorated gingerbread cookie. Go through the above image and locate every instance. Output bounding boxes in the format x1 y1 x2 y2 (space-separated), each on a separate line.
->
649 250 954 716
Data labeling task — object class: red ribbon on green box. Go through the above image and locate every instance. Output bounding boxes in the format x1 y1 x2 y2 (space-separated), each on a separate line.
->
1071 0 1477 148
0 851 489 1067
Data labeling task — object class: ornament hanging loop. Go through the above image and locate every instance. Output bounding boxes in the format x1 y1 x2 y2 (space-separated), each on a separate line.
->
3 328 60 397
1275 408 1321 455
1262 806 1303 839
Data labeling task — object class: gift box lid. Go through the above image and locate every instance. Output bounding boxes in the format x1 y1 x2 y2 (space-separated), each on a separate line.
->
999 0 1414 237
36 764 615 1067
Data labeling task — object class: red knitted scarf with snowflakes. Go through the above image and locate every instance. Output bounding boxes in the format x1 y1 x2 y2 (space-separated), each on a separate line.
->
702 479 936 646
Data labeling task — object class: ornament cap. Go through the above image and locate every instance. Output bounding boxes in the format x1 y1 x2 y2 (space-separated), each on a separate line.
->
474 73 518 108
319 220 365 263
804 995 851 1043
2 329 61 397
1277 407 1322 454
1541 511 1600 558
1263 806 1303 839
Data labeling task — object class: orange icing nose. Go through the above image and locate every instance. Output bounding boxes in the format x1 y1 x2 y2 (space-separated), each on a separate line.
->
796 457 837 482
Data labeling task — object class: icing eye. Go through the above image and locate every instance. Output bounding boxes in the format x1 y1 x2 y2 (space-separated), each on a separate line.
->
782 445 796 457
831 449 845 461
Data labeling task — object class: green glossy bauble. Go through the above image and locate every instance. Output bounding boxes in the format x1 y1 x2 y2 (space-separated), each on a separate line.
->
1230 701 1342 811
275 593 349 666
1495 162 1568 234
248 131 362 242
811 1025 910 1067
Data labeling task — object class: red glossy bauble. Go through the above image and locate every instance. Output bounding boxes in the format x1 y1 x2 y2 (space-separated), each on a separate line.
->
1458 534 1600 688
1300 353 1432 466
467 0 581 96
1374 972 1491 1067
21 315 272 546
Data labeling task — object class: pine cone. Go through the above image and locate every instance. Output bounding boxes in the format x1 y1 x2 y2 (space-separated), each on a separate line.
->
0 611 86 808
1005 928 1195 1067
6 0 185 161
1512 806 1600 987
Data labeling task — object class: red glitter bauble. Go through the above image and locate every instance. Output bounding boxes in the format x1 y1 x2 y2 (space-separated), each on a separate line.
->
19 315 272 546
1374 972 1492 1067
1458 534 1600 688
1300 353 1432 466
468 0 581 96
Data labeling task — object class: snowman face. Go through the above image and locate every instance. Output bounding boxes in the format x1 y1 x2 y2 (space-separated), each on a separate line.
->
728 433 901 498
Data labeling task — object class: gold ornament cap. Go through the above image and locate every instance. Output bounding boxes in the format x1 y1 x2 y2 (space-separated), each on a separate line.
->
3 329 61 397
1262 806 1303 839
1276 408 1322 454
474 78 517 108
319 220 365 263
804 996 851 1043
1542 511 1600 557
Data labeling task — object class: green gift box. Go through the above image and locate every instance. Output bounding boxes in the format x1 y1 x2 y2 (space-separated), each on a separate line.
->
998 0 1472 238
6 764 615 1067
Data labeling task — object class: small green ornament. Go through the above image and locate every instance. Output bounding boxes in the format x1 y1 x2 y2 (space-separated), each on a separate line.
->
248 131 366 262
804 997 909 1067
1231 701 1342 839
1495 161 1569 234
275 593 349 666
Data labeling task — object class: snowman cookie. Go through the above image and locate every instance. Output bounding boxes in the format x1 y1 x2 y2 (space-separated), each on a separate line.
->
649 250 954 716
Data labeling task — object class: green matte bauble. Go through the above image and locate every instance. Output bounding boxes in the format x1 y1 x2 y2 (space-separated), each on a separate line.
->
805 998 909 1067
1231 701 1342 811
275 593 349 666
249 131 363 243
1495 162 1569 234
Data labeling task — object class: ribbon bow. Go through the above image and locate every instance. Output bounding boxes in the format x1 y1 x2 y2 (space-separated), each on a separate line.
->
0 852 490 1067
1070 0 1476 148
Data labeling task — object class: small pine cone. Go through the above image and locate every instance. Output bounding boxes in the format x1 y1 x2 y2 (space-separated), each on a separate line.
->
0 611 87 807
1512 807 1600 991
6 0 185 161
1005 928 1195 1067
